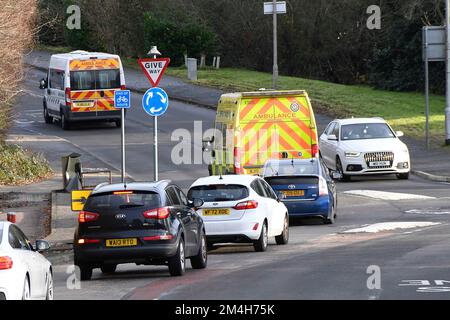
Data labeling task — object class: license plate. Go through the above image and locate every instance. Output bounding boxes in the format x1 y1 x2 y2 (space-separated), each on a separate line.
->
245 168 261 175
74 101 94 107
105 238 137 247
369 161 390 167
203 209 231 216
282 190 305 197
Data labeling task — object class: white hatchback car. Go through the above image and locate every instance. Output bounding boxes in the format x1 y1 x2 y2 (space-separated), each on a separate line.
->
188 175 289 252
319 118 411 181
0 222 53 300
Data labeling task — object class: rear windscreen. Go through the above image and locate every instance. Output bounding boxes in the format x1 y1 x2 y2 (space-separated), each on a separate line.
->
265 176 319 185
188 185 249 202
84 191 160 213
71 69 120 91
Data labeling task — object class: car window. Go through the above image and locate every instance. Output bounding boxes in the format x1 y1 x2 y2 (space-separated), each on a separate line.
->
260 180 278 200
50 69 65 90
174 187 188 206
341 123 395 141
324 122 335 135
320 162 331 180
251 180 266 198
70 69 121 91
166 187 181 206
84 191 161 213
188 184 249 202
9 226 32 251
331 123 340 138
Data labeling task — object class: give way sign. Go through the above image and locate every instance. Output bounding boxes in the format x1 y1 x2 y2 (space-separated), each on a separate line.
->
138 58 171 87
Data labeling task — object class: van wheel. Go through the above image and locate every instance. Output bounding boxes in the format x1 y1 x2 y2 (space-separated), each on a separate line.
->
114 119 121 128
44 106 53 124
168 238 186 276
60 112 70 130
254 222 268 252
275 215 289 245
76 263 93 281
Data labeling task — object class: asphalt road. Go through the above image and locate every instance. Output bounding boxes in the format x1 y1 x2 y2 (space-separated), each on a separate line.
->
9 66 450 300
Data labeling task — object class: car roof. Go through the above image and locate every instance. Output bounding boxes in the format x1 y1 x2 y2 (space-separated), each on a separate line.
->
335 118 387 125
190 175 260 188
91 181 172 195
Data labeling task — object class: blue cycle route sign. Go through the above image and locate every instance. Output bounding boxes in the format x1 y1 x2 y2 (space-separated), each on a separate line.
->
114 90 131 109
142 87 169 117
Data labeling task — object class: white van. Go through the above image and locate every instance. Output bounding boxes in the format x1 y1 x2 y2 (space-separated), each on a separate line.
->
39 51 126 130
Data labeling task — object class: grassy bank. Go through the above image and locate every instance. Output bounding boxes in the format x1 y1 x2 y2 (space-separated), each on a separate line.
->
0 144 53 185
165 67 446 146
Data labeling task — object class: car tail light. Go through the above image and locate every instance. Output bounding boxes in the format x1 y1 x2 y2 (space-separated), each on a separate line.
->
234 147 242 174
77 239 100 245
113 191 133 195
319 177 329 196
234 200 258 210
143 207 170 220
311 144 319 158
143 235 173 241
0 257 13 270
78 211 100 223
65 88 71 107
121 85 126 90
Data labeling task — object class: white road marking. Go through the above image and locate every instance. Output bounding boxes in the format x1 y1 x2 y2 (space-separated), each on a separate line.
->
344 222 440 234
406 208 450 215
5 134 67 142
344 190 436 201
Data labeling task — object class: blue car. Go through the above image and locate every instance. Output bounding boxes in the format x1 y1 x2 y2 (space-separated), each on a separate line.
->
262 158 338 224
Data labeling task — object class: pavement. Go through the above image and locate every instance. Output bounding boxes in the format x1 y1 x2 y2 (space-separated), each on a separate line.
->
0 50 449 300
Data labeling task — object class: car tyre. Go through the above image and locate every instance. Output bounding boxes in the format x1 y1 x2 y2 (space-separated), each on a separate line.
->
60 111 70 130
336 157 351 182
77 263 93 281
254 221 268 252
46 271 54 300
100 264 117 274
190 231 208 269
168 238 186 276
44 105 53 124
397 172 410 180
275 215 289 245
22 276 30 300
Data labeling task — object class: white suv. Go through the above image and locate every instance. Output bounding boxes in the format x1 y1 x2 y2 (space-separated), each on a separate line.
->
319 118 411 181
188 175 289 252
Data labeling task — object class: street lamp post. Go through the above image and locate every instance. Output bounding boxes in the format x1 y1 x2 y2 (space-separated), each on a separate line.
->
272 0 279 90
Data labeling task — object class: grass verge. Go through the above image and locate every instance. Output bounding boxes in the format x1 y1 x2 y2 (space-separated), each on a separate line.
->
0 144 53 185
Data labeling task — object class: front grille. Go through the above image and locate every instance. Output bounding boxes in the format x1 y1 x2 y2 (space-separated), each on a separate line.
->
364 152 394 169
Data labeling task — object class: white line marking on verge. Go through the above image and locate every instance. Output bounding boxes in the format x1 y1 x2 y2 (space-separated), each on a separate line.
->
344 190 436 201
344 222 441 234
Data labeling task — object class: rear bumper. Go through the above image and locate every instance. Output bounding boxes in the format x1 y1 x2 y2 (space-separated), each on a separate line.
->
283 196 330 218
204 220 262 241
74 241 179 265
207 234 254 244
67 110 122 122
0 273 22 300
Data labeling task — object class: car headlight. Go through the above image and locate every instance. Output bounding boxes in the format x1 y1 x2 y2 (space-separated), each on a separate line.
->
345 151 361 158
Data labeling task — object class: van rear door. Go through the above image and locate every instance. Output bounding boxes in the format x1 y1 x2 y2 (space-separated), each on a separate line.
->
272 96 317 159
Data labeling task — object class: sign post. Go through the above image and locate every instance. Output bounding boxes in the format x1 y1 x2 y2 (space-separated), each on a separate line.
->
114 89 131 183
138 54 171 181
423 26 445 149
264 1 287 90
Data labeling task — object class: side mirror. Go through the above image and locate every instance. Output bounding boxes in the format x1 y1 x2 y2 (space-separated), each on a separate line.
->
396 131 404 138
189 198 204 209
327 134 338 141
39 78 48 90
332 172 343 180
35 240 50 252
202 137 214 152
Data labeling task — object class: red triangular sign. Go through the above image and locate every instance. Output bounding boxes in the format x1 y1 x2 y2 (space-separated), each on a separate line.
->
138 58 171 87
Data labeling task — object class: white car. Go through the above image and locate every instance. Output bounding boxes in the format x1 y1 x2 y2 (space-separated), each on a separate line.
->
0 222 53 300
188 175 289 252
319 118 411 181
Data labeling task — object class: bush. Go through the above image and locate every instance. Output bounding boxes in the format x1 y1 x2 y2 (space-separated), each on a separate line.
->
143 12 218 65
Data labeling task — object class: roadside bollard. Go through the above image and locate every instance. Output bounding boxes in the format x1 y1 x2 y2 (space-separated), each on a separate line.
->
7 212 16 224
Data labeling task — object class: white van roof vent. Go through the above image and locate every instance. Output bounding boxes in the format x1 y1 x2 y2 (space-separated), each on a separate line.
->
70 50 90 55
